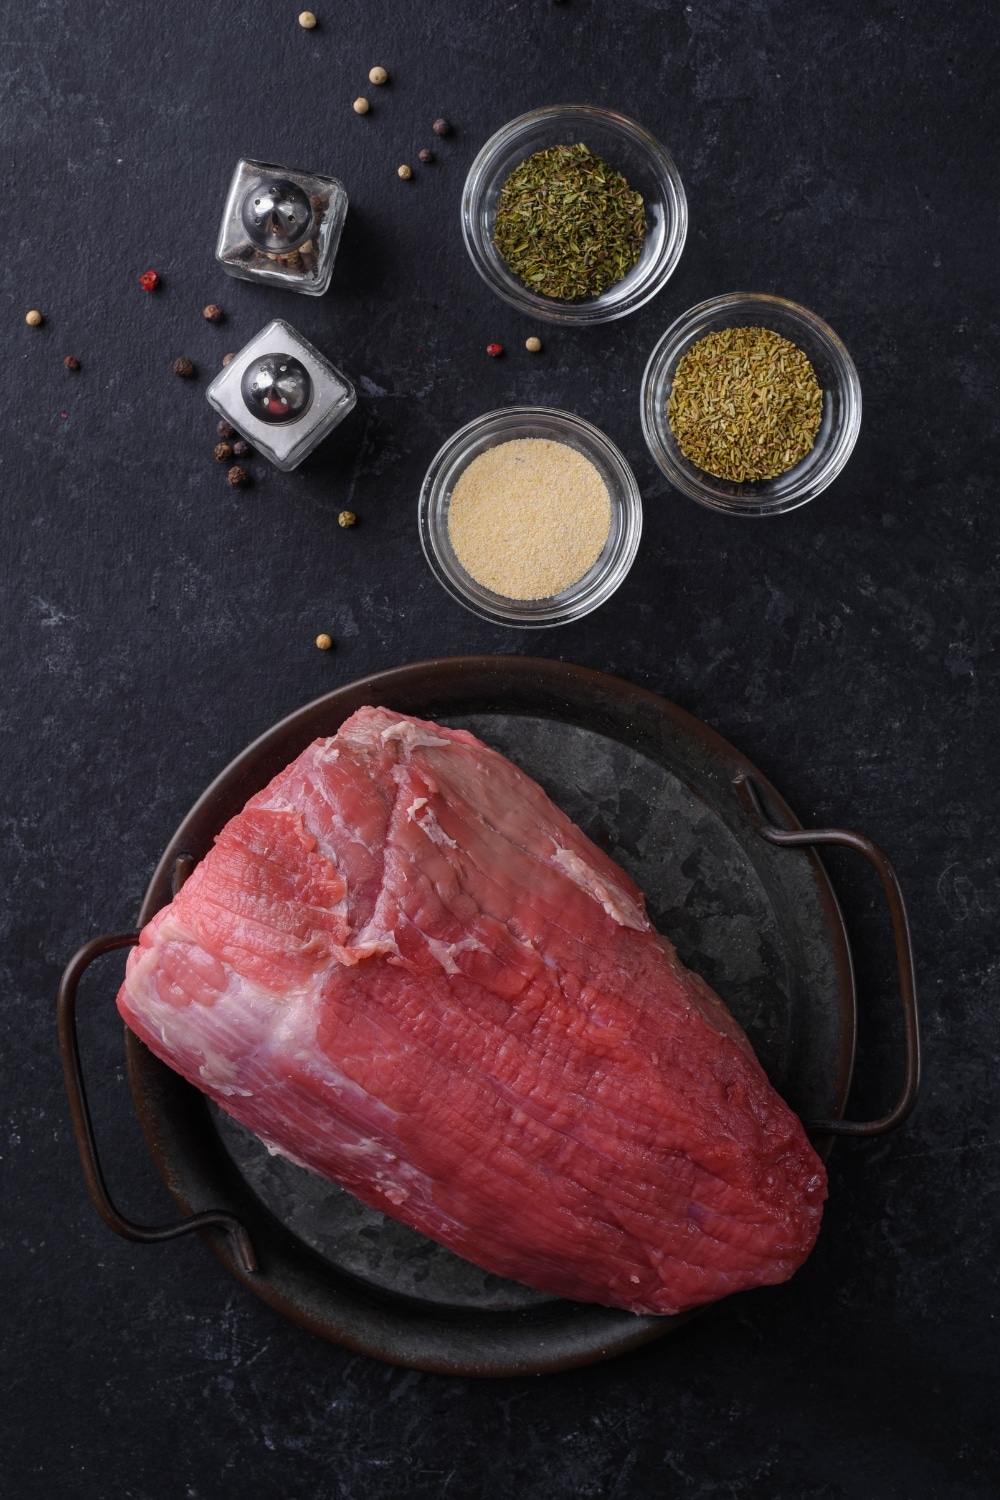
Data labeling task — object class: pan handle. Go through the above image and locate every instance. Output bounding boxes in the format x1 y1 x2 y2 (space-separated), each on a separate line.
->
57 932 258 1273
734 774 921 1137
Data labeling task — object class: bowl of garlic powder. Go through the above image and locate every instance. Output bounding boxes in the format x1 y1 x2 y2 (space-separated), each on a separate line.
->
418 407 643 627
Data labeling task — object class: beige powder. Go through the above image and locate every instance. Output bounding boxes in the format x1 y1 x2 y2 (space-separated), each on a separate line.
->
447 438 612 600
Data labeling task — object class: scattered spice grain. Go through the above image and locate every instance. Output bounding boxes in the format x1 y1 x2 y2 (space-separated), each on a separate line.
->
298 11 317 28
138 270 160 291
173 357 195 378
232 439 250 457
25 309 43 326
525 336 542 353
214 442 233 462
217 419 236 439
486 342 503 358
63 355 80 371
369 66 388 84
227 464 249 487
418 148 434 164
447 438 610 600
667 326 823 482
222 352 235 366
203 303 224 322
353 97 370 114
432 118 451 136
315 633 333 650
397 163 413 180
338 510 357 527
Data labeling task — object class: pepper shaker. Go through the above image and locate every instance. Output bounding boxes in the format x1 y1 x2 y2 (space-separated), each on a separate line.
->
215 159 348 296
206 319 356 471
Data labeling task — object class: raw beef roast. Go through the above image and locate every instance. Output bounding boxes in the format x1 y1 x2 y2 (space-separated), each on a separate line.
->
117 707 827 1315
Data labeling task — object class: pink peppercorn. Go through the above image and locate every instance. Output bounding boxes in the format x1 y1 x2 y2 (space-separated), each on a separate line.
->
139 269 160 291
486 342 503 358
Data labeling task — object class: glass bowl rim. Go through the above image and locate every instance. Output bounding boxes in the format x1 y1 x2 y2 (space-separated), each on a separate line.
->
418 405 643 628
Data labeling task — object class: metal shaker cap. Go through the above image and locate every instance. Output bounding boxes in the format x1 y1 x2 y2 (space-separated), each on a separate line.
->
241 179 313 252
240 354 313 424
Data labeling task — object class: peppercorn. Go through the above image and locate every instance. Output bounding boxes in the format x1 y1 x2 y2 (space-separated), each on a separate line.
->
227 465 249 487
214 442 233 462
25 309 43 327
397 163 412 180
433 118 451 136
216 419 235 439
138 270 160 291
486 342 503 358
173 357 195 378
221 352 235 366
298 10 317 26
232 439 251 457
418 148 434 164
353 97 370 114
203 303 224 322
525 336 542 353
315 633 333 650
338 510 357 528
368 65 388 84
63 355 80 371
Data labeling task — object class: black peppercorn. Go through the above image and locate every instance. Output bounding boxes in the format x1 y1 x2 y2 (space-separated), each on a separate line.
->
227 465 249 487
418 147 434 164
432 118 451 136
214 442 233 462
173 357 196 378
232 439 251 457
216 419 236 439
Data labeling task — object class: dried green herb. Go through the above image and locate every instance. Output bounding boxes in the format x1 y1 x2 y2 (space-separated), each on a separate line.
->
493 142 645 301
667 327 824 482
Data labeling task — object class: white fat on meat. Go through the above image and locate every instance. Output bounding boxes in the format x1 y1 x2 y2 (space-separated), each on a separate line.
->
549 846 650 932
406 796 458 849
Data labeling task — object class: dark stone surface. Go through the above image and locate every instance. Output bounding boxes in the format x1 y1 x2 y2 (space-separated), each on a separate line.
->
3 0 998 1494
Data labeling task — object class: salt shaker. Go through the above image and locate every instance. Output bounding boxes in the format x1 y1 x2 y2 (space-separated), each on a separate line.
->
206 320 356 471
215 159 348 296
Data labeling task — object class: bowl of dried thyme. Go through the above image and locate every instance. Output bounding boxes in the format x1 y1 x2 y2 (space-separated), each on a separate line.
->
461 105 687 325
641 293 862 515
419 407 643 626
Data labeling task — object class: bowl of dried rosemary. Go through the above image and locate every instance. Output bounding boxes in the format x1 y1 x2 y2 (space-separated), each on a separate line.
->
641 293 862 515
461 105 687 325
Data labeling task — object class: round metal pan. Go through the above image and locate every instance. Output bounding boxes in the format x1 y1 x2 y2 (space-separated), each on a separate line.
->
64 656 915 1376
127 656 860 1372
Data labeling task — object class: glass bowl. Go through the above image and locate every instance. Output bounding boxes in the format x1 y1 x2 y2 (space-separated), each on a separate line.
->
641 293 862 515
461 105 687 326
419 407 643 627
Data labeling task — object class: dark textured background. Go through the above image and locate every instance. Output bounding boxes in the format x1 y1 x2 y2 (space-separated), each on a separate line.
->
4 0 999 1495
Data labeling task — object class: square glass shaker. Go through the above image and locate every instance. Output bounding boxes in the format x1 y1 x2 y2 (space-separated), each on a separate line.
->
215 159 348 296
206 319 356 471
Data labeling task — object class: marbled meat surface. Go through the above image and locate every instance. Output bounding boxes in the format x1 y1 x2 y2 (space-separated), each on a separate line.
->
117 707 827 1315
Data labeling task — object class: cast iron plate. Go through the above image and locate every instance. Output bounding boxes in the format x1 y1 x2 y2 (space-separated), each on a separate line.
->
124 656 855 1376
